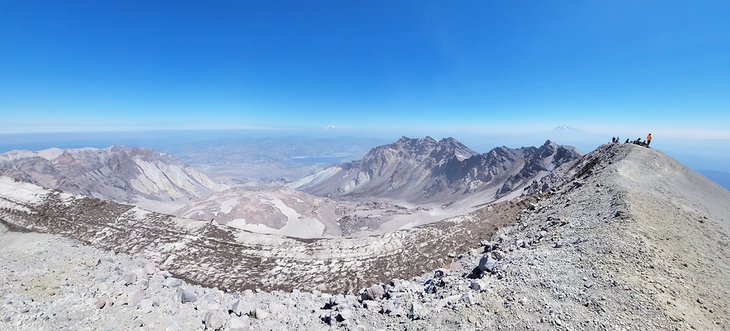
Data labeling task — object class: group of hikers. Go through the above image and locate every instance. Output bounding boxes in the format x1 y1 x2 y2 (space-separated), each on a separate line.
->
611 133 652 147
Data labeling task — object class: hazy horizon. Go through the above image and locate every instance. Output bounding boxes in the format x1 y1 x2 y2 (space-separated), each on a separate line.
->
1 128 728 186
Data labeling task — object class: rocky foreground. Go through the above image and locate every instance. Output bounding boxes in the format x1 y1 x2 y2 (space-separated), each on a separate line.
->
1 143 729 330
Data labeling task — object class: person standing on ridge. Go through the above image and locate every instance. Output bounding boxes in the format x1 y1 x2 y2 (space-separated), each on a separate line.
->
647 133 652 147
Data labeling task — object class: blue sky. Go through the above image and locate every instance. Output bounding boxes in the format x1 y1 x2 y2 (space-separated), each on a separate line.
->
1 1 730 137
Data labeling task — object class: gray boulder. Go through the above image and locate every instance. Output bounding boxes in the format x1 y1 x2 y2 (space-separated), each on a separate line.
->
361 284 385 301
337 309 353 322
228 316 250 331
408 302 425 320
143 263 156 275
121 272 137 286
461 292 478 306
204 310 227 330
478 254 499 273
319 311 333 325
138 297 158 313
380 302 405 317
162 277 183 288
362 300 381 312
253 308 269 320
175 288 198 303
126 288 145 306
231 299 255 317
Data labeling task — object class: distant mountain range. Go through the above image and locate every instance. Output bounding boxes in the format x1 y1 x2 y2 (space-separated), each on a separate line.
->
293 136 581 204
0 146 226 213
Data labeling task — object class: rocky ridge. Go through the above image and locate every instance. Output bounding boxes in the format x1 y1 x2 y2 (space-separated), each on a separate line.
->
294 136 580 204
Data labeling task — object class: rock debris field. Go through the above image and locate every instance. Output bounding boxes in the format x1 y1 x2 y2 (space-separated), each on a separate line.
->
1 143 729 330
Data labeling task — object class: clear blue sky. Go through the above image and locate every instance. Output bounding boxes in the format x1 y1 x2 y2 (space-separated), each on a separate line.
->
1 1 730 137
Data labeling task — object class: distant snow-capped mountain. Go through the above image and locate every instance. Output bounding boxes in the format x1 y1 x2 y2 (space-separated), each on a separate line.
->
293 136 580 203
553 125 582 132
0 146 227 213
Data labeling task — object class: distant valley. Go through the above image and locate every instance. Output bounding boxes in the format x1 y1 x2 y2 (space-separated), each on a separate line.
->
157 136 386 185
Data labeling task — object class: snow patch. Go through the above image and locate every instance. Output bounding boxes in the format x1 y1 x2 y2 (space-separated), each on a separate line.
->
227 219 281 235
219 197 239 214
0 176 49 205
288 166 342 189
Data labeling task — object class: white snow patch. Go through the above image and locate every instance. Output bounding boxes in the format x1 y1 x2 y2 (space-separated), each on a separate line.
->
288 167 342 189
37 148 65 160
219 197 239 214
227 219 282 235
266 198 300 222
0 176 49 205
225 198 327 238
